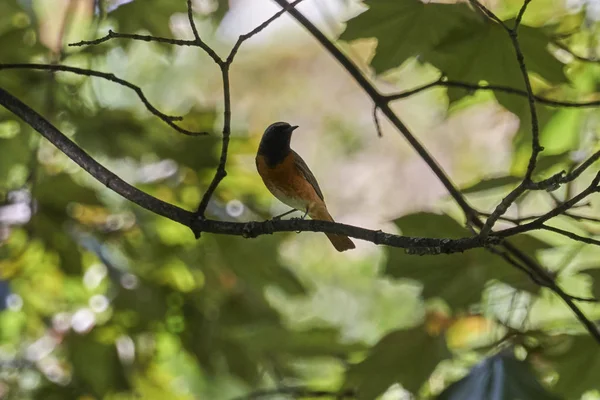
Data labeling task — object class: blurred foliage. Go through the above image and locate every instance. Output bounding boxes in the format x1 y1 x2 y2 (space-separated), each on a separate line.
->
0 0 599 400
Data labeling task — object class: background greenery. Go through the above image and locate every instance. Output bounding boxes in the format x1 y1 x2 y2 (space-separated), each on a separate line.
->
1 0 600 399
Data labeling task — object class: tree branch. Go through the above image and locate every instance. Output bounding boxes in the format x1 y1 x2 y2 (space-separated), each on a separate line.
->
0 63 206 136
194 0 305 220
386 78 600 109
0 87 192 224
479 0 541 236
0 87 506 254
69 29 197 48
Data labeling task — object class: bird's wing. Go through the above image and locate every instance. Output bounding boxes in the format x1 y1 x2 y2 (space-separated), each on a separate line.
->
292 150 324 201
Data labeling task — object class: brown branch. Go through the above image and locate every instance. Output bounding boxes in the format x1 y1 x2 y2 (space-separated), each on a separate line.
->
69 30 197 48
492 173 600 238
0 63 207 136
227 0 305 64
386 78 600 109
478 0 541 236
0 86 504 254
372 104 382 137
0 87 192 224
186 0 223 64
194 0 305 220
541 224 600 247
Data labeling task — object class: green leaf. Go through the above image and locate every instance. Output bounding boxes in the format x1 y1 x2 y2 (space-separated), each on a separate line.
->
579 268 600 300
438 351 560 400
67 333 130 397
340 0 476 74
72 108 219 170
386 213 547 308
426 21 566 105
344 326 450 399
109 0 187 38
543 335 600 398
461 175 522 194
230 326 364 358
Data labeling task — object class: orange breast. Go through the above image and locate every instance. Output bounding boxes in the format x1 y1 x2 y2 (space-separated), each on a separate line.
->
256 154 323 211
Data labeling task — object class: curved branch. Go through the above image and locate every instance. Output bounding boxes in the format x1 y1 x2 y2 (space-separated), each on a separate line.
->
69 30 197 48
387 79 600 109
0 87 192 224
0 63 207 136
0 86 500 254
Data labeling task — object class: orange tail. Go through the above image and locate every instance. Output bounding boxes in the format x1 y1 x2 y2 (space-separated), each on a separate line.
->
309 205 355 252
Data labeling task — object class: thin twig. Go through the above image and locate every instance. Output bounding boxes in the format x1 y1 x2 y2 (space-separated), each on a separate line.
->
186 0 223 64
541 224 600 247
0 63 208 136
227 0 305 63
195 65 231 220
386 79 600 109
514 0 532 29
479 0 541 236
493 172 600 238
194 0 305 220
372 104 382 137
69 30 197 47
470 0 509 30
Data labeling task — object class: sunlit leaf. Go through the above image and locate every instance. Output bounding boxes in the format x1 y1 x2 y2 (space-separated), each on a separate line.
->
340 0 476 74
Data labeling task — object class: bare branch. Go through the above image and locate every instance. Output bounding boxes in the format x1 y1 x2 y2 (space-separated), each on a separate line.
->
493 172 600 238
0 63 208 136
0 87 192 224
195 0 306 219
542 224 600 247
186 0 223 64
514 0 532 29
69 29 197 47
195 66 231 220
0 87 507 254
386 79 600 109
227 0 305 64
372 104 382 137
478 0 542 236
469 0 509 30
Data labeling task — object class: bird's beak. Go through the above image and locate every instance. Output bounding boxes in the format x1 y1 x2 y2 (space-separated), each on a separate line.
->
290 125 299 132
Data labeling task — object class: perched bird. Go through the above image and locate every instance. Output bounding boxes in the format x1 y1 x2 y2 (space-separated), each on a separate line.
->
256 122 355 252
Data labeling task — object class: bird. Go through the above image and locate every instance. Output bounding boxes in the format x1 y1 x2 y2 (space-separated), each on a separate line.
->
255 122 355 252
